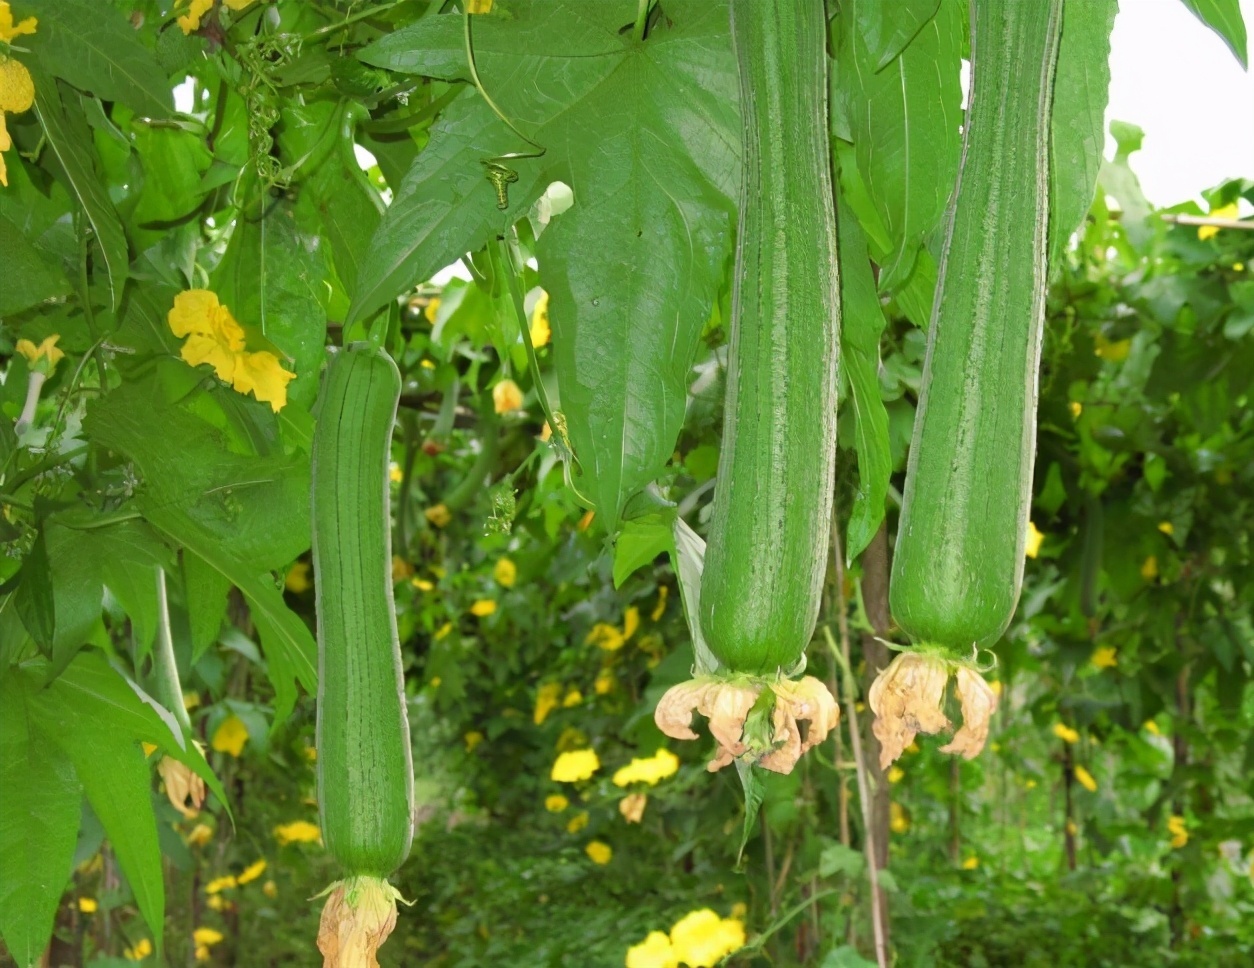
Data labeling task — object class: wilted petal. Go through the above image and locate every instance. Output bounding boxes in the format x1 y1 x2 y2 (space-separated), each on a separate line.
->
938 667 999 760
868 652 951 769
316 877 403 968
696 682 759 760
654 679 718 741
157 755 206 820
759 677 841 774
619 793 647 823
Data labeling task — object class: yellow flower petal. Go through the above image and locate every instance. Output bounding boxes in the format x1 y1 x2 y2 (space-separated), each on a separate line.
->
1024 521 1045 558
231 350 295 412
1198 202 1239 240
544 794 568 813
566 810 588 833
534 682 562 725
619 792 647 823
193 927 224 946
562 688 582 708
626 930 678 968
492 378 523 414
463 730 484 753
205 875 237 894
529 290 551 347
887 766 904 784
211 715 249 757
623 606 640 641
177 0 214 34
273 820 322 845
585 840 612 865
1090 646 1118 669
1052 723 1080 744
1140 555 1159 581
0 58 35 114
1074 765 1097 792
425 503 451 528
470 599 497 617
124 938 153 961
285 561 311 593
612 748 680 787
77 897 98 913
493 557 517 588
651 585 668 621
237 858 267 885
585 622 624 651
0 2 38 43
962 855 979 870
550 748 600 783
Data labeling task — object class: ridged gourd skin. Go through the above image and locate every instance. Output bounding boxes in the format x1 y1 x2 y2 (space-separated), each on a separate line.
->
313 344 414 877
888 0 1063 656
698 0 841 675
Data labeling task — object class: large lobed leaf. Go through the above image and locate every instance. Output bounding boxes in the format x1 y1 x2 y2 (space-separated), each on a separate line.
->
359 1 739 529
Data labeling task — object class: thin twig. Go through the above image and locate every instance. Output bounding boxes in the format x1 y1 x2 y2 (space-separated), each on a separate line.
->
1160 214 1254 231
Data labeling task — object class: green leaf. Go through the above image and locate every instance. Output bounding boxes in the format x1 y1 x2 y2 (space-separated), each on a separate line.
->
1178 0 1248 68
147 508 316 729
0 676 81 968
0 213 72 315
95 522 174 663
358 2 739 528
855 0 943 71
613 509 676 588
1050 0 1116 268
183 551 229 661
212 201 327 410
28 650 228 814
14 530 56 650
839 0 964 290
85 373 311 572
24 0 174 119
818 841 867 878
33 77 129 310
1098 121 1155 251
837 195 892 564
51 728 163 954
127 124 212 249
733 758 765 867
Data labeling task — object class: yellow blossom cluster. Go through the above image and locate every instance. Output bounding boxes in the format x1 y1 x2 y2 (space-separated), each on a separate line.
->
167 290 295 412
0 1 36 188
626 908 746 968
612 749 679 787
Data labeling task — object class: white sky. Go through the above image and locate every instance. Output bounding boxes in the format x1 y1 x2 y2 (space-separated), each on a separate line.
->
1107 0 1254 206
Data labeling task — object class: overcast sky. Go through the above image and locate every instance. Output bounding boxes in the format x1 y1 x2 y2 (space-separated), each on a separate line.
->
1108 0 1254 207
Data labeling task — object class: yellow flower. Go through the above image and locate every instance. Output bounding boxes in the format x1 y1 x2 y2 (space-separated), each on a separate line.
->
184 691 201 711
1065 818 1078 836
550 748 600 782
1074 765 1097 792
304 745 317 761
493 557 517 588
1024 521 1044 558
1090 646 1118 670
464 731 484 753
623 606 640 641
1094 332 1131 362
586 622 625 651
562 688 582 708
1144 720 1161 736
539 421 553 441
1069 400 1083 419
185 823 214 847
15 335 64 375
158 753 207 819
285 561 311 593
124 938 153 961
77 897 98 913
887 766 904 784
530 290 551 347
262 879 278 898
585 840 612 865
193 927 224 947
231 350 295 412
566 811 589 833
619 792 647 823
544 794 568 813
534 682 562 725
890 801 909 833
194 946 210 963
493 378 523 414
612 748 680 787
274 820 322 845
466 0 493 12
205 875 237 894
1157 521 1174 536
651 585 668 621
205 895 228 911
237 858 267 884
1198 202 1239 240
626 930 678 968
962 855 980 870
411 576 434 591
1052 723 1080 745
555 726 586 751
577 509 595 532
425 503 451 528
1140 556 1159 581
391 556 414 582
168 290 245 383
424 296 441 323
177 0 214 34
669 909 745 967
0 2 38 42
593 669 616 695
211 715 249 757
470 598 496 617
0 55 36 188
1168 814 1188 848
